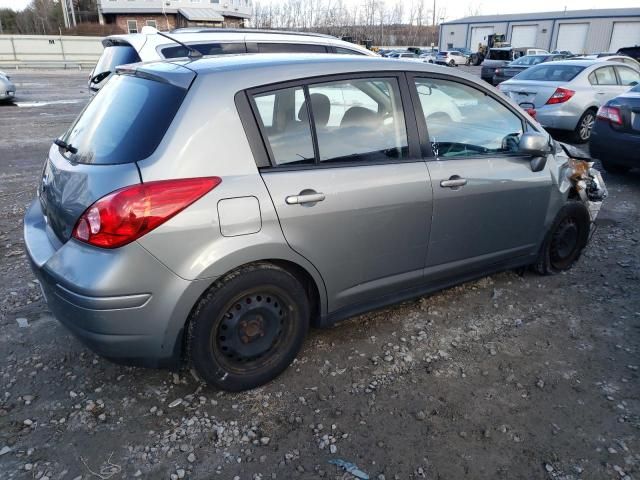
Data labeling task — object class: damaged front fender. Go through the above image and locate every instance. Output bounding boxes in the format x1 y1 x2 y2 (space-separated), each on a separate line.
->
556 142 608 222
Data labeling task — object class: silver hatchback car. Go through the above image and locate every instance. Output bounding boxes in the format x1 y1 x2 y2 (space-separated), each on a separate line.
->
24 55 607 391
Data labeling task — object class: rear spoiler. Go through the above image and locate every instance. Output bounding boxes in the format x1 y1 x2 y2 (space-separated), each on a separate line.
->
116 61 196 90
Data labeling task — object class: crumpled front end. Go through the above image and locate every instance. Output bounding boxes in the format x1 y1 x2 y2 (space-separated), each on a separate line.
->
557 143 608 222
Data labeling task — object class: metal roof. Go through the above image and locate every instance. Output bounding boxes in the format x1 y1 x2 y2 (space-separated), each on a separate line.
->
178 8 224 22
443 7 640 24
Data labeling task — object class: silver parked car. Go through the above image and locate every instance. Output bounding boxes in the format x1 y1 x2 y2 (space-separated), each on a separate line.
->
499 60 640 142
24 55 607 391
0 70 16 102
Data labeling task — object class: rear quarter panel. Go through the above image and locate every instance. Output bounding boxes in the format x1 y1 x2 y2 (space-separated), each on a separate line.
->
135 73 328 313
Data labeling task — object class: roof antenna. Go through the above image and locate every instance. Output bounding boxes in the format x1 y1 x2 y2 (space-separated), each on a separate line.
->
142 26 202 59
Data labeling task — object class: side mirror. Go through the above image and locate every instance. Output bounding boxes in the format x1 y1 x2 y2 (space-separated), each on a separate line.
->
519 132 551 172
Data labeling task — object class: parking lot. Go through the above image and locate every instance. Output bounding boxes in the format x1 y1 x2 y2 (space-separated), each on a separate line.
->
1 70 639 480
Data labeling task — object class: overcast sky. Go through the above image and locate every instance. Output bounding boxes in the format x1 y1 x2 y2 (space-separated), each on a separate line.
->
1 0 639 21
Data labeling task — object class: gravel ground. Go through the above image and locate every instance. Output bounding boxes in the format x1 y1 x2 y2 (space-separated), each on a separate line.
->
0 71 639 480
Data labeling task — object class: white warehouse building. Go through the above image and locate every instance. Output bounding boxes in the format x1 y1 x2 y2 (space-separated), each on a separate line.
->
439 8 640 54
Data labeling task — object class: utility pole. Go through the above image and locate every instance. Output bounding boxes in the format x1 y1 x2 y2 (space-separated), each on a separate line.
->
68 0 77 28
61 0 70 29
432 0 435 26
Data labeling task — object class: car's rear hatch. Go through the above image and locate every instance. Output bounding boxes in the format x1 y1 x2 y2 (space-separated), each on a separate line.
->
498 80 562 108
40 61 196 243
615 89 640 133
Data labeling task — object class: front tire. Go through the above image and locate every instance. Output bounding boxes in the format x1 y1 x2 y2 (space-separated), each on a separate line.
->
533 201 590 275
572 110 596 143
188 263 310 391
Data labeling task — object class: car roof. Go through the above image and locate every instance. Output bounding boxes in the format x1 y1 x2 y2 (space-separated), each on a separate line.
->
542 59 606 67
134 53 476 83
103 29 374 56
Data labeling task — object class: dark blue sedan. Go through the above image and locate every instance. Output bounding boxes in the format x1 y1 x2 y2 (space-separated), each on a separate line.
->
590 83 640 174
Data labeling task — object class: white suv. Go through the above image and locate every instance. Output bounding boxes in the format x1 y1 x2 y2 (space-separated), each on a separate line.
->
89 27 375 91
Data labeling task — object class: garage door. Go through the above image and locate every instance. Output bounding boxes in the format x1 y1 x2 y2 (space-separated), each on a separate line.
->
511 25 538 48
609 22 640 52
556 23 589 54
470 26 494 51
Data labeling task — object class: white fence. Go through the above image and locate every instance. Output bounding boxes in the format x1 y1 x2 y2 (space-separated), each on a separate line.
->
0 35 103 69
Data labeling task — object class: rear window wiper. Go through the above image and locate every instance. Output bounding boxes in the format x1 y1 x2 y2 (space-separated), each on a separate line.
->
54 138 78 154
90 71 111 85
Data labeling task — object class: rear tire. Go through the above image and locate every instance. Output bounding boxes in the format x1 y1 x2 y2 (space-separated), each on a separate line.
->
449 59 456 67
600 161 630 174
188 263 310 391
533 201 590 275
572 110 596 143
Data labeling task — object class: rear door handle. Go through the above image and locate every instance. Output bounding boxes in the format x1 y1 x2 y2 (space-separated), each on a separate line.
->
285 192 326 205
440 176 467 188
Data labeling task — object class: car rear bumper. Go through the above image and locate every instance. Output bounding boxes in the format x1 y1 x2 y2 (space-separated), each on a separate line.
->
590 121 640 167
0 89 15 100
534 104 581 131
23 199 212 368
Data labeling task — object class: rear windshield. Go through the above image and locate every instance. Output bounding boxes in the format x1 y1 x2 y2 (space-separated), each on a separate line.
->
511 55 548 66
488 50 512 60
515 64 585 82
60 75 186 164
92 45 141 78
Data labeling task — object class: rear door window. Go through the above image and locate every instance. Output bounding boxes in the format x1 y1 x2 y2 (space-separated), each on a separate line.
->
161 42 246 58
257 43 328 53
593 66 618 85
250 76 409 166
308 78 408 163
60 75 186 164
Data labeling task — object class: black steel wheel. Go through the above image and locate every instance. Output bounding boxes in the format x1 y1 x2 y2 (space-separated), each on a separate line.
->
533 201 590 275
188 263 310 391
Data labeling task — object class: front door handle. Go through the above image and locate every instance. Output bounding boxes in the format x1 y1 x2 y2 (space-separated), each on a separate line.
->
285 191 326 205
440 176 467 189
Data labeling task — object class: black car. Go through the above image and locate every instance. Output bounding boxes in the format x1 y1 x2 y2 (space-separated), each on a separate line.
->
617 46 640 63
589 83 640 174
493 54 567 85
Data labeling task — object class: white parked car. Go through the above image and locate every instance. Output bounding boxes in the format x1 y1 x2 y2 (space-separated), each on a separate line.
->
89 27 375 92
435 51 468 66
572 54 640 71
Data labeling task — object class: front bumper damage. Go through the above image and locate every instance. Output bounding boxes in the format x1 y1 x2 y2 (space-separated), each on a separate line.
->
558 143 608 222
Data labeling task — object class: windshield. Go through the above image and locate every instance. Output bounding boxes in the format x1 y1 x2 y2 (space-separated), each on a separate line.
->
511 55 548 66
92 45 141 80
488 50 512 60
515 64 585 81
61 75 186 164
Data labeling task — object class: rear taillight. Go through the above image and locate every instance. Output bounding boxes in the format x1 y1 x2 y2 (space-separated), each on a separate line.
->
524 108 537 119
72 177 221 249
596 105 622 126
546 87 575 105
